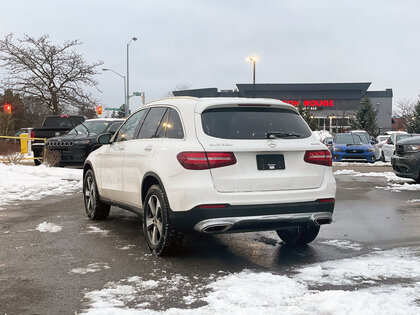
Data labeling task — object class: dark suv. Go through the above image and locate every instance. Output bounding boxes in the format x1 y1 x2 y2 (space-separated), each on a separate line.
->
46 118 124 166
391 136 420 183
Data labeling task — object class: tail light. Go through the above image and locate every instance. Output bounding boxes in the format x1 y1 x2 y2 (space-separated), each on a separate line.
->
177 152 237 170
30 131 35 139
304 150 332 166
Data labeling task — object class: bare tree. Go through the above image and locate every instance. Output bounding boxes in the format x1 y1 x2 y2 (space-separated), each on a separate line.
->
0 34 103 114
165 83 191 97
393 98 415 118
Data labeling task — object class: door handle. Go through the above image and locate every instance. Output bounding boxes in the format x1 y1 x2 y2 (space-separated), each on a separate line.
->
118 147 124 151
144 145 153 151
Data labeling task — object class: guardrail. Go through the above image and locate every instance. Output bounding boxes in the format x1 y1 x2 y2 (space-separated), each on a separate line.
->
0 134 47 161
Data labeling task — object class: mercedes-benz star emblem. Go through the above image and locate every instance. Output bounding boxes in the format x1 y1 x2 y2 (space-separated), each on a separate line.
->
267 140 276 148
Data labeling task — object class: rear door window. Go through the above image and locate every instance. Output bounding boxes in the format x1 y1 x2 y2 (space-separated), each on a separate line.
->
201 107 311 139
166 109 184 139
137 107 168 139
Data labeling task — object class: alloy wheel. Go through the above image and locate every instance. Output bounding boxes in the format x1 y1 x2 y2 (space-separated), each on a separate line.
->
145 195 163 246
84 176 95 215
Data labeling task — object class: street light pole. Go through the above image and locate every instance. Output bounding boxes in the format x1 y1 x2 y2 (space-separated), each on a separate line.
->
126 37 137 117
247 57 257 98
103 68 126 115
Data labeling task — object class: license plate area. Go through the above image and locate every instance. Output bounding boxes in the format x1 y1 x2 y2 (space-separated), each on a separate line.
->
256 154 285 170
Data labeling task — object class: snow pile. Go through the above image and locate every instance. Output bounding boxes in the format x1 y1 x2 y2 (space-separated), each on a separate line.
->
81 246 420 314
377 182 420 192
333 169 358 175
69 263 110 275
0 164 82 209
333 168 420 192
319 239 362 251
333 161 391 167
408 199 420 203
36 222 62 233
353 171 410 182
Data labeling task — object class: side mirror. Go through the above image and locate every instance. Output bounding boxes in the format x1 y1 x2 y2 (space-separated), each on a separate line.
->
370 140 375 145
97 133 112 145
328 140 333 145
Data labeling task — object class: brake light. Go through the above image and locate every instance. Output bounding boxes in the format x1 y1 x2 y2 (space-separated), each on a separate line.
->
30 131 35 138
177 152 237 170
317 198 335 203
60 115 69 117
304 150 332 166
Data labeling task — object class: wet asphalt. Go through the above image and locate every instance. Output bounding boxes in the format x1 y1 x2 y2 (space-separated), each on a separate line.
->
0 165 419 314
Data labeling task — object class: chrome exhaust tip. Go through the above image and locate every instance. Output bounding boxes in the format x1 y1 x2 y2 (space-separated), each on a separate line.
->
201 224 232 234
314 217 332 225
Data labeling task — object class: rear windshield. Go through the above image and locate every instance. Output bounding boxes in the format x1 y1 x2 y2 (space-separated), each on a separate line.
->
201 107 312 139
336 134 369 144
43 116 85 128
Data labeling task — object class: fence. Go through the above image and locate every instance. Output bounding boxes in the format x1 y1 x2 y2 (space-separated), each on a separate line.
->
0 134 46 162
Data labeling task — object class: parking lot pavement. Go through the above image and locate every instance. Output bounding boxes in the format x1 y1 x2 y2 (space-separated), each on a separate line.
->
0 163 419 313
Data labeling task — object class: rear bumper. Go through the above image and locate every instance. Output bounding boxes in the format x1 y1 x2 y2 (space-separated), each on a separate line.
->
169 200 335 233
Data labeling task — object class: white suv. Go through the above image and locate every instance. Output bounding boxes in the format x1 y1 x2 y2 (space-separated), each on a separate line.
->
83 97 336 255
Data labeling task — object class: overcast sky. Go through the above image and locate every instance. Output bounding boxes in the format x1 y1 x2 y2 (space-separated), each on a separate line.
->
1 0 419 112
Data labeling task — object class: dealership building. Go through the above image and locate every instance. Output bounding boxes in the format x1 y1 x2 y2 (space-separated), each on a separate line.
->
173 82 393 133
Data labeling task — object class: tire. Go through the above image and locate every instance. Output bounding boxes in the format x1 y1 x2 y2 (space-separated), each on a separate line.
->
34 159 42 166
143 185 184 256
83 169 110 220
276 225 320 246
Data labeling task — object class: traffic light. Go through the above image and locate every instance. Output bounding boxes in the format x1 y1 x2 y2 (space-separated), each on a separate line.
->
3 104 11 115
96 106 103 116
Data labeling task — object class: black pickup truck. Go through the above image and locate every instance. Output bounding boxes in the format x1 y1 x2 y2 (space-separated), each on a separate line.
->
32 115 86 165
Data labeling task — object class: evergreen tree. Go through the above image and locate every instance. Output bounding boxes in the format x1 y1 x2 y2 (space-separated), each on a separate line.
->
351 97 378 135
406 99 420 133
297 101 317 130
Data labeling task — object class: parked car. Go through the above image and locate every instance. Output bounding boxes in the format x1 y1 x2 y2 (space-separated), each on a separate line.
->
374 135 391 161
46 118 124 167
381 132 411 162
330 133 376 163
391 136 420 183
32 115 86 165
83 97 336 255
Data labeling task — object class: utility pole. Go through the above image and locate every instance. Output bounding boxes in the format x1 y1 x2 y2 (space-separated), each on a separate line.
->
126 37 138 117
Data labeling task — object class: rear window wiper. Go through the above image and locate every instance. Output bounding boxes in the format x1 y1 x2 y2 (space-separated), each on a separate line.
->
266 131 303 139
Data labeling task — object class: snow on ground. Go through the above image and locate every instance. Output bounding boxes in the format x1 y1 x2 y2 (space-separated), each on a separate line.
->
36 222 62 233
81 246 420 314
69 263 110 275
377 182 420 192
408 199 420 203
0 164 82 209
83 225 109 236
333 169 358 175
319 239 362 251
334 169 420 192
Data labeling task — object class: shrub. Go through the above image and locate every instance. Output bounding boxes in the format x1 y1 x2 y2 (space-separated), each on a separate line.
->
43 149 61 167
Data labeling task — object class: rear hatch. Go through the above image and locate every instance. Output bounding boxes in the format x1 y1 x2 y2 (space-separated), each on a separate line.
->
195 102 327 193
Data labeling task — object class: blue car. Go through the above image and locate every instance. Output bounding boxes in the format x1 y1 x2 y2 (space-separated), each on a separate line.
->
329 133 376 163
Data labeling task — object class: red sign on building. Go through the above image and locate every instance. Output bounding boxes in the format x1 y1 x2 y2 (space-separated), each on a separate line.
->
282 100 334 107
